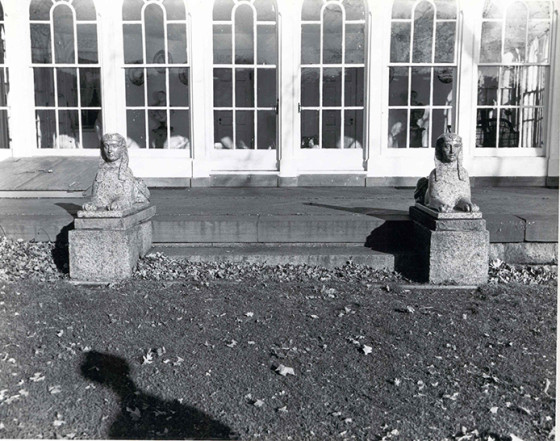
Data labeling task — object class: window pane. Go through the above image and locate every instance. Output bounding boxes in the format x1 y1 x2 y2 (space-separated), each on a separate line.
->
81 109 101 149
257 110 276 150
390 23 410 63
345 67 364 107
257 25 276 65
235 5 254 64
302 0 323 21
529 1 551 19
301 110 319 148
73 0 96 20
527 21 550 63
53 5 75 64
235 68 254 108
0 70 7 107
125 68 145 107
30 0 51 20
344 110 363 149
0 110 8 148
322 110 341 149
34 68 55 107
392 0 416 19
343 0 365 20
77 24 98 64
433 67 454 106
123 24 143 64
148 108 168 148
254 0 276 21
145 4 166 65
500 66 521 106
389 67 408 106
410 67 430 106
431 108 452 146
520 106 544 148
302 24 320 64
169 68 190 107
498 109 520 148
236 110 254 149
214 0 234 21
301 68 320 107
480 21 502 63
323 4 343 64
477 67 499 105
435 22 455 63
147 68 166 106
163 0 186 21
257 68 276 107
123 0 143 21
345 24 364 64
58 110 79 148
412 1 434 63
482 0 503 19
80 68 101 107
168 24 188 64
169 110 191 150
214 68 232 107
434 0 457 19
504 2 528 62
323 68 342 107
36 110 56 148
214 110 233 149
410 108 429 147
476 108 497 147
31 24 51 64
214 25 232 64
127 109 146 148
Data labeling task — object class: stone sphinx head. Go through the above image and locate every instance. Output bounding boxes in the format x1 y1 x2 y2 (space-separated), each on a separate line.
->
100 133 130 182
434 132 465 181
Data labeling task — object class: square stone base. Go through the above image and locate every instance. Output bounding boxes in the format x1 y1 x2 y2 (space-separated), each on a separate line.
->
410 205 489 285
69 204 155 282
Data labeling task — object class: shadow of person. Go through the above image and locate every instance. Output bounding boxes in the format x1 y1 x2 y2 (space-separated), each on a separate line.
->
80 351 235 440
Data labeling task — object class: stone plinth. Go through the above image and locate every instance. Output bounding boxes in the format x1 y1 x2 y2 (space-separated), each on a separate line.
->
69 203 155 282
410 204 489 285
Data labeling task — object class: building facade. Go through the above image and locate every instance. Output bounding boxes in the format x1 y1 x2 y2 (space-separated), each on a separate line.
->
0 0 558 186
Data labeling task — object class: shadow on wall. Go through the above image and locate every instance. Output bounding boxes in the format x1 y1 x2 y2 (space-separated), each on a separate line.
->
80 351 235 440
52 203 83 274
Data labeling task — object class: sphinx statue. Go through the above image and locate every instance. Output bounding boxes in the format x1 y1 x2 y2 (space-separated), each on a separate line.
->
82 133 150 211
414 133 479 213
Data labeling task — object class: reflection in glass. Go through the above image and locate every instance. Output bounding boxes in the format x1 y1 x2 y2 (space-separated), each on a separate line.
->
147 69 166 107
148 107 167 148
344 110 363 149
322 110 340 149
257 25 276 65
345 24 364 64
81 109 101 148
214 68 232 107
527 21 550 63
476 108 498 147
257 69 276 107
168 24 188 64
163 0 186 21
123 24 143 64
434 0 457 19
127 109 146 148
72 0 96 20
392 0 416 19
528 1 551 19
390 22 410 63
213 0 235 21
30 0 52 20
389 67 408 106
504 2 528 62
521 106 544 148
301 0 323 21
254 0 276 21
500 66 521 106
80 68 101 107
53 5 75 64
169 68 190 107
145 4 165 65
34 68 55 107
31 24 51 63
77 24 98 63
214 110 233 149
410 67 430 105
433 67 454 106
477 67 499 105
169 110 191 149
301 110 319 148
257 111 276 149
0 70 6 107
0 110 8 149
235 5 254 64
301 68 320 107
236 110 254 149
301 24 320 64
480 21 502 63
58 109 80 148
435 22 455 63
431 108 451 146
214 25 232 64
323 68 342 107
125 68 145 107
235 68 254 108
323 4 343 64
412 1 434 63
345 68 364 107
343 0 365 20
409 107 429 147
36 109 56 149
498 109 520 147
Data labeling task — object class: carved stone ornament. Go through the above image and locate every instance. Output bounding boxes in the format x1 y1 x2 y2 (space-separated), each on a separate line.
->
82 133 150 212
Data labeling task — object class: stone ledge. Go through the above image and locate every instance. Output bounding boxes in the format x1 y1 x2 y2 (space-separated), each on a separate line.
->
414 203 483 219
409 206 486 232
75 204 156 230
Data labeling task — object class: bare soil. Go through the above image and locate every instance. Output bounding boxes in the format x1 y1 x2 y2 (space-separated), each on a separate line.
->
0 278 555 440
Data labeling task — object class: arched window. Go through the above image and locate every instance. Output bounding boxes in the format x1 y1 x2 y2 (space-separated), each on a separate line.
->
388 0 457 149
476 0 552 149
300 0 366 149
123 0 191 150
0 1 8 149
213 0 277 150
30 0 101 149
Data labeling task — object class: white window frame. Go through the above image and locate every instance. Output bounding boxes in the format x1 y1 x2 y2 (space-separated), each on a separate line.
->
0 1 10 158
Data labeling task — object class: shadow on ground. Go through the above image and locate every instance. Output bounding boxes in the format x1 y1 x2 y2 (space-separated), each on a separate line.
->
80 351 235 440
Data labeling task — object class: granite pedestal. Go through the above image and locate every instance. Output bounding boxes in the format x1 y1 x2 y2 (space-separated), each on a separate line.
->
410 203 489 285
69 203 155 282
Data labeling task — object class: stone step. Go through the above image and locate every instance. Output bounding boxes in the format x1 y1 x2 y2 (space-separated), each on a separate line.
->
149 245 396 269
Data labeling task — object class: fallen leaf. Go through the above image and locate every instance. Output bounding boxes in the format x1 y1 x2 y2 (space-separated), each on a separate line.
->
490 406 498 414
362 345 373 355
142 350 154 365
29 372 45 382
510 435 525 441
126 407 141 421
277 406 288 413
276 364 295 376
245 312 254 317
49 385 62 395
253 399 264 408
226 340 238 348
53 419 65 427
